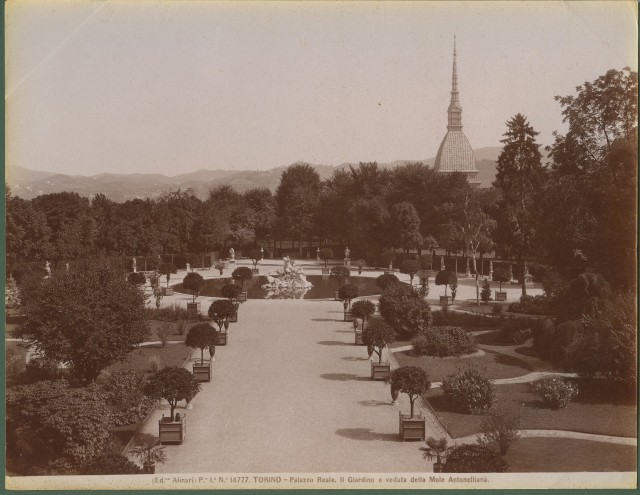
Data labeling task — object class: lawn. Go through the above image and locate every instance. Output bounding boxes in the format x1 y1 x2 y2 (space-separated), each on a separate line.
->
504 437 637 472
394 347 536 382
104 342 193 377
427 380 637 439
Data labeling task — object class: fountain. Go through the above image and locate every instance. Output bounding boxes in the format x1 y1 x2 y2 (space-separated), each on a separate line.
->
262 256 313 299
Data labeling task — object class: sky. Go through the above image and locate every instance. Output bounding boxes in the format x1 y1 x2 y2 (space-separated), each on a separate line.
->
5 1 638 177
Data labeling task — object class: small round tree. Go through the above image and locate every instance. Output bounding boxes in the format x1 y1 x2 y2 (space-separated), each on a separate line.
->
248 249 263 269
144 367 201 421
400 259 420 286
338 283 359 309
232 267 253 289
185 323 218 364
351 299 376 330
182 272 205 303
376 273 400 290
477 408 521 455
442 366 495 414
221 283 243 302
388 366 431 418
378 283 432 338
158 263 177 288
330 265 350 288
380 250 397 270
214 260 225 276
127 272 147 286
208 299 236 332
319 248 333 269
435 270 457 297
443 444 509 473
480 278 492 304
362 319 396 364
492 266 511 292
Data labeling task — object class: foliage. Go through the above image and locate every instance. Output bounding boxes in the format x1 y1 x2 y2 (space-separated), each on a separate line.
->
338 284 359 306
145 303 204 321
400 259 420 285
492 266 511 291
389 202 422 251
98 370 155 427
19 260 150 384
208 299 236 331
380 250 396 269
157 323 172 348
158 263 177 287
24 356 66 383
432 310 495 328
557 272 611 322
435 270 457 296
148 355 162 373
221 283 243 301
411 326 477 358
442 366 495 414
144 367 201 421
378 283 431 338
130 439 167 467
185 323 218 364
480 278 492 304
248 249 263 268
362 319 396 364
375 273 399 290
81 451 142 475
319 248 333 267
330 265 351 287
497 319 532 345
388 366 431 417
350 299 376 330
531 378 578 409
6 380 115 473
449 280 458 301
531 318 558 356
508 294 550 315
443 444 509 473
214 260 226 273
231 267 253 289
127 272 147 286
182 272 205 302
477 408 521 455
420 437 450 465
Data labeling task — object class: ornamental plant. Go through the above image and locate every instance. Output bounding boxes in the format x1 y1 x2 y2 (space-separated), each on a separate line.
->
362 319 396 364
378 283 432 338
354 259 366 275
435 270 457 297
442 366 495 414
144 367 201 421
232 267 253 289
330 265 350 288
387 366 431 418
130 439 167 470
421 437 451 468
351 299 376 330
221 283 243 302
376 273 399 290
411 326 477 358
338 283 359 309
492 266 511 291
182 272 205 303
248 249 263 269
531 378 578 409
158 263 177 287
477 408 521 455
185 323 218 364
400 259 420 286
214 260 225 275
319 248 333 269
443 444 509 473
208 299 236 332
380 250 396 270
127 272 147 286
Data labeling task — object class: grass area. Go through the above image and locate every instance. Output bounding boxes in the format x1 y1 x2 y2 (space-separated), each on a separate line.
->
427 380 637 439
504 437 637 472
146 319 204 342
394 347 536 382
104 342 193 377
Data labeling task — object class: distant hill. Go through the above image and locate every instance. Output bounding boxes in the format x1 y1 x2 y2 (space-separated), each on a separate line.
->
7 147 508 201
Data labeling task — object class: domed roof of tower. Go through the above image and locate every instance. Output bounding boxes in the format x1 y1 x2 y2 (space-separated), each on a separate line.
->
434 130 477 172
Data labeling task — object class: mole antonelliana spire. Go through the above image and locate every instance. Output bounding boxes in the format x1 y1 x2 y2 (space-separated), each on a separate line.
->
434 36 480 185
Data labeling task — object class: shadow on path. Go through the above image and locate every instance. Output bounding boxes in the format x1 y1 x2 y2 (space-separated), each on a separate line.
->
358 400 394 407
342 356 369 361
317 340 348 346
320 373 369 381
335 428 400 442
311 318 343 322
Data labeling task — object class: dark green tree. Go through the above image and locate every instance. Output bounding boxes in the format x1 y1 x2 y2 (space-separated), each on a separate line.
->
388 366 431 418
185 323 218 364
231 267 253 290
338 283 359 309
378 283 431 338
400 259 420 286
208 299 236 331
144 367 201 422
182 272 205 303
350 299 376 330
362 319 396 364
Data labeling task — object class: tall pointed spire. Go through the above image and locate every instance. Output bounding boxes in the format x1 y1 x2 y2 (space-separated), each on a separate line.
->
447 35 463 130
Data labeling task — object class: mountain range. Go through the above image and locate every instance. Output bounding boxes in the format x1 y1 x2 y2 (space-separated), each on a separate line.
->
7 147 503 202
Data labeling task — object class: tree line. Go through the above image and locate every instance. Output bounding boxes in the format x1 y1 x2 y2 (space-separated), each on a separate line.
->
6 67 636 291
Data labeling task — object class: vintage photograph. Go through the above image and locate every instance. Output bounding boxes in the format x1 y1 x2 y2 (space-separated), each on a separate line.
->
4 0 637 490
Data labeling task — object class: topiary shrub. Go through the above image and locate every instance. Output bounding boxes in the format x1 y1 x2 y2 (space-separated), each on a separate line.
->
477 408 521 455
158 263 177 287
435 270 457 297
185 323 218 364
319 248 333 269
248 249 263 269
231 267 253 289
330 265 351 288
443 444 509 473
376 273 400 290
221 283 243 301
508 294 550 315
387 366 431 418
441 366 495 414
208 299 236 332
378 283 432 338
182 272 205 303
338 283 359 309
432 310 495 328
350 299 376 330
144 367 201 421
492 266 511 291
362 319 396 364
411 327 477 358
400 259 420 285
480 278 492 304
531 378 578 409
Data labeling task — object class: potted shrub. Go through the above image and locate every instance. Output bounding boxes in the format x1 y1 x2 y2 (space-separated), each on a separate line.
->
159 263 177 296
214 260 225 276
248 249 263 275
388 366 431 440
421 437 450 473
376 273 400 290
351 299 376 344
319 248 333 274
130 438 167 474
362 320 396 380
493 266 510 301
127 272 147 286
380 250 397 273
441 366 496 414
182 272 205 315
435 270 457 306
221 284 243 322
208 299 235 345
232 267 253 301
480 278 492 304
330 265 350 299
185 323 217 381
144 367 201 444
400 259 420 286
338 283 359 321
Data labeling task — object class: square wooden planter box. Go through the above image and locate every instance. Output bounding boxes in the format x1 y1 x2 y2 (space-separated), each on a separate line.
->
163 287 174 296
159 417 186 445
186 301 200 315
439 296 452 306
495 291 507 302
228 312 238 323
251 268 259 275
321 268 330 275
399 413 426 441
217 331 228 346
238 291 248 302
355 331 364 345
192 361 212 382
344 310 354 322
371 361 391 381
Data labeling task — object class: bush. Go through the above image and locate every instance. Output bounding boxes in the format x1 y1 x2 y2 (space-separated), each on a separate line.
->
378 283 431 338
127 272 146 286
480 278 492 304
144 367 201 421
149 355 162 372
498 319 533 345
97 370 155 427
531 318 556 355
477 408 521 455
432 310 495 328
376 273 400 290
157 323 172 348
400 259 420 285
338 284 359 306
24 356 65 383
443 444 509 473
221 283 243 301
185 323 217 364
492 266 511 291
441 366 495 414
435 271 457 296
208 299 236 330
182 272 205 302
531 378 578 409
508 295 550 315
350 299 376 329
411 327 477 358
319 248 333 267
232 267 253 289
492 304 504 317
145 304 205 322
176 319 187 335
330 265 351 287
81 451 142 475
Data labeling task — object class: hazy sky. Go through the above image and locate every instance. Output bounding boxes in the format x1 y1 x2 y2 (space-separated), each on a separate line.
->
6 1 638 176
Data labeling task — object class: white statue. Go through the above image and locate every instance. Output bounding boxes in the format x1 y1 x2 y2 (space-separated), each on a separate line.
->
316 247 320 260
45 261 51 277
65 263 69 272
440 256 445 271
229 248 235 260
344 247 350 259
132 257 137 273
186 262 191 272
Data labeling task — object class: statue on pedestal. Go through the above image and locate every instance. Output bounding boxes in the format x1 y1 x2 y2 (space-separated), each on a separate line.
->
440 256 445 271
229 248 235 260
45 261 51 278
186 263 191 272
344 247 350 260
132 257 137 273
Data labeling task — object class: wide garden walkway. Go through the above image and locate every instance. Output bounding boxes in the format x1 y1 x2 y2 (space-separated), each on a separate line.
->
137 298 436 473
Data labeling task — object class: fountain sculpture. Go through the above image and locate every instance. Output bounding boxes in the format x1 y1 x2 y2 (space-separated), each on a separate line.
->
262 256 313 299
